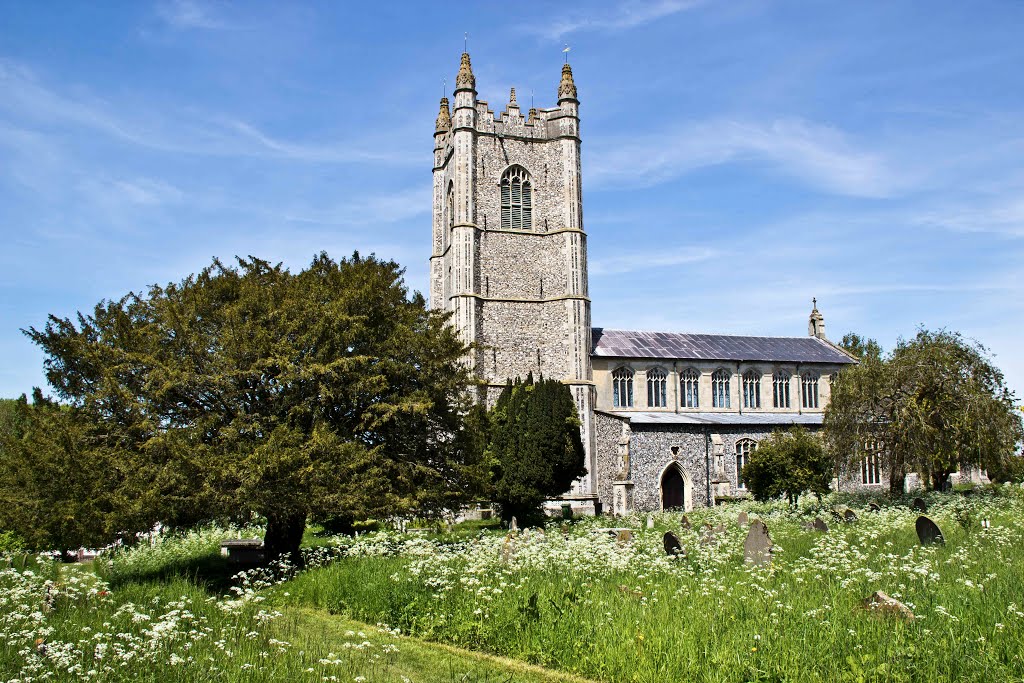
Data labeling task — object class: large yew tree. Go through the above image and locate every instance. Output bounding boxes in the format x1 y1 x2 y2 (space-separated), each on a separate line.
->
825 328 1022 493
23 253 483 560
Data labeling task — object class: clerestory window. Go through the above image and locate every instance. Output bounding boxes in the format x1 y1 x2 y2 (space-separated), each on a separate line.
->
773 371 791 408
500 166 533 231
680 368 700 408
712 369 731 408
742 370 761 409
647 367 667 408
612 367 634 408
801 372 820 409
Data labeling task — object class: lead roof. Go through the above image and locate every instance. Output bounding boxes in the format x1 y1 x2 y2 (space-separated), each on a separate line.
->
591 328 855 365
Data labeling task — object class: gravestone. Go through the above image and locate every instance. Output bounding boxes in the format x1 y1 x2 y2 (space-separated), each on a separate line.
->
714 522 727 534
916 515 945 545
647 515 654 529
912 498 927 513
862 591 915 621
743 520 773 566
844 509 858 523
737 511 749 526
681 515 692 530
500 533 515 563
812 517 829 532
616 529 634 544
868 502 881 513
510 516 519 532
220 539 264 567
663 531 683 557
699 523 716 545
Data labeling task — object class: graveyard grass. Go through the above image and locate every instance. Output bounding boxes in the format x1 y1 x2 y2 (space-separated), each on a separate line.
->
1 491 1023 682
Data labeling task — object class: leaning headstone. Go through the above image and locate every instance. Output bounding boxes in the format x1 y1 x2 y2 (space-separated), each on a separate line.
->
663 531 683 557
912 498 927 513
737 511 749 526
862 591 915 622
868 502 881 513
509 516 519 532
916 515 944 545
743 520 773 566
681 515 692 530
844 509 858 523
646 515 654 529
500 533 515 563
812 517 829 532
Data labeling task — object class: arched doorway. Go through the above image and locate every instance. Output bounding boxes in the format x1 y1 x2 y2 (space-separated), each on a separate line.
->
660 462 692 511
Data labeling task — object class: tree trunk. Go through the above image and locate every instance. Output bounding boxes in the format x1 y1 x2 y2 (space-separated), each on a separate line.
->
263 511 306 567
888 449 905 496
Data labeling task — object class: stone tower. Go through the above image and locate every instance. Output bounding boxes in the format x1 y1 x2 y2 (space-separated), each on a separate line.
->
429 53 597 503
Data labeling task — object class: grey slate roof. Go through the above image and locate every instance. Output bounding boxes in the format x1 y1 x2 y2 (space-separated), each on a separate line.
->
603 411 825 427
591 328 855 365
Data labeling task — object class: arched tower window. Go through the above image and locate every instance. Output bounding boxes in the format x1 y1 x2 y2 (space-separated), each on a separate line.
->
736 439 757 490
612 367 634 408
647 367 667 408
712 369 731 408
680 368 699 408
742 370 761 409
501 166 532 230
773 371 791 408
801 372 820 409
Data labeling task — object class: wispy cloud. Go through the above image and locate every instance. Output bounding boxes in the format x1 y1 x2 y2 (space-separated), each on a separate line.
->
590 245 719 275
913 199 1024 238
589 117 900 198
523 0 705 40
156 0 230 30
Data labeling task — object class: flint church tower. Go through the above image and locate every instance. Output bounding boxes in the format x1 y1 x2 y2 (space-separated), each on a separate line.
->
430 53 597 502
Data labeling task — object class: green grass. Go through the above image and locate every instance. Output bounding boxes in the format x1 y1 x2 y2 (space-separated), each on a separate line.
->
276 490 1024 682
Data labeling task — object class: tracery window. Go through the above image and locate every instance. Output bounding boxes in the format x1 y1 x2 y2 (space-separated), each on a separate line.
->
612 367 634 408
712 369 731 408
773 371 791 408
647 367 667 408
801 372 819 409
862 440 882 485
500 166 533 231
680 368 700 408
736 439 757 490
742 370 761 409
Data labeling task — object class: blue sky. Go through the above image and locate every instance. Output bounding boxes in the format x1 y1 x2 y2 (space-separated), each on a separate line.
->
1 1 1022 402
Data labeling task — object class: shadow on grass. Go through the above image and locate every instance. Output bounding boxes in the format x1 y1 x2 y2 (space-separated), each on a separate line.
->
97 552 244 594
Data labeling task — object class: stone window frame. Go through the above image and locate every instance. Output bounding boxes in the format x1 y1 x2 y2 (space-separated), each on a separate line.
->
736 438 757 489
612 366 634 408
772 370 791 409
712 368 731 409
500 165 533 231
861 440 883 485
680 367 700 408
647 366 668 408
742 369 761 409
801 372 820 409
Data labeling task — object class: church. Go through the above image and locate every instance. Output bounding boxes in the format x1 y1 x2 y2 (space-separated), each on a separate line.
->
430 52 862 515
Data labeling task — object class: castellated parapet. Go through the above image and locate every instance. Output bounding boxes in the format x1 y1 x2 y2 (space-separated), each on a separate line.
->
429 54 596 499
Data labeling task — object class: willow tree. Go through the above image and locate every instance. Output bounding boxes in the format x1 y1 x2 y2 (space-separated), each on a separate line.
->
25 253 483 560
825 329 1022 493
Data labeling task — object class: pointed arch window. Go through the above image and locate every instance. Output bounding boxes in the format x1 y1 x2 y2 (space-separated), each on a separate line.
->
801 372 820 409
680 368 700 408
773 371 791 408
736 439 757 490
501 166 532 231
647 367 667 408
742 370 761 409
861 440 882 485
612 367 634 408
712 369 731 408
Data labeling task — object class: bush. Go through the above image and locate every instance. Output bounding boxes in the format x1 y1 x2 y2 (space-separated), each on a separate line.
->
743 426 832 506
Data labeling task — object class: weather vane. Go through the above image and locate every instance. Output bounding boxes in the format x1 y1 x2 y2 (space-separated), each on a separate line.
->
563 44 570 63
464 32 468 53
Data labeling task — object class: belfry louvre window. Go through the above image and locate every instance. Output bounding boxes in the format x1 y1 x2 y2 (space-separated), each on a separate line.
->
862 440 882 485
742 370 761 409
773 371 791 408
712 369 730 408
801 373 819 409
500 166 532 231
647 367 667 408
680 368 699 408
612 367 634 408
736 439 756 490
